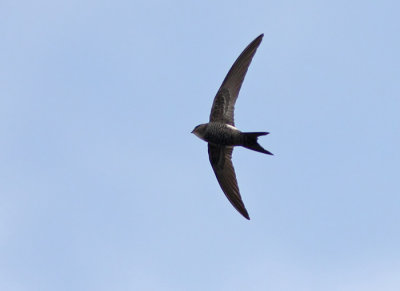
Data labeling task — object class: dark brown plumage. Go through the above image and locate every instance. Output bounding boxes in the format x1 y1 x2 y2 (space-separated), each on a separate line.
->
192 34 272 220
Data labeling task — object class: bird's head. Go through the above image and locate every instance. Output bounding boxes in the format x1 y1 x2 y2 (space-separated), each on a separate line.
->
191 123 208 140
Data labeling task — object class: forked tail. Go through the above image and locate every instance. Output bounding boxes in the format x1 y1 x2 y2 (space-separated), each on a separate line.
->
242 132 273 155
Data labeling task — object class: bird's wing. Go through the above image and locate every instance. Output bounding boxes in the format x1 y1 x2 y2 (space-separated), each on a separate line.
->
209 34 263 126
208 144 250 219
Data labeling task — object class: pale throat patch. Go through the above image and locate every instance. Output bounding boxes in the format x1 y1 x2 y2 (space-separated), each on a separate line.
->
193 131 205 140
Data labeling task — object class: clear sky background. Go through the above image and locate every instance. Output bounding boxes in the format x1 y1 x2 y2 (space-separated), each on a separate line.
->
1 1 399 290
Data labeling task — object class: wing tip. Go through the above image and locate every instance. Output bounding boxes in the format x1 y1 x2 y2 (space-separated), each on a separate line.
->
239 208 251 220
256 33 264 42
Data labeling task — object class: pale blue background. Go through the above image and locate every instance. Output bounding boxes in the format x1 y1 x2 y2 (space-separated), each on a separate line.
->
1 1 399 290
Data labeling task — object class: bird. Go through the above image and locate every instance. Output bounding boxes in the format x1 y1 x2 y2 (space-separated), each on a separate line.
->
191 34 273 220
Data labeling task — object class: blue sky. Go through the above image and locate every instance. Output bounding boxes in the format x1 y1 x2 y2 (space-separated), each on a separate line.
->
1 0 400 290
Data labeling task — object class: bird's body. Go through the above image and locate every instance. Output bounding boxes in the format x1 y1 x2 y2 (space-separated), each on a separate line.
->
193 122 241 145
192 34 273 220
